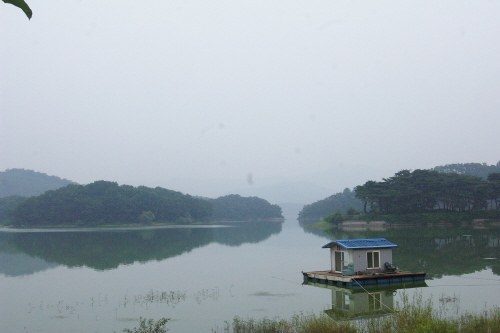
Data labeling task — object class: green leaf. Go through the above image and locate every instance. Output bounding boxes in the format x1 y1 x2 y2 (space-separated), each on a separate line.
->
3 0 32 19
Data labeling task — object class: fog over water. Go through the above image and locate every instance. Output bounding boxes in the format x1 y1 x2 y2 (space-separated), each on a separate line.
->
2 1 499 202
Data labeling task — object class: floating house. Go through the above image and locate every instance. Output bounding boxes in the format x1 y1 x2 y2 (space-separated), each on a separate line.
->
303 238 426 287
324 238 397 275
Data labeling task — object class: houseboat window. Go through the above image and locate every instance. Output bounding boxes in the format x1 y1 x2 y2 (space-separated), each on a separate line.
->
367 251 380 269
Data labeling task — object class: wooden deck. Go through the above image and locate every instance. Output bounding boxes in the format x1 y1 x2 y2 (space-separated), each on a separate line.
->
302 270 426 288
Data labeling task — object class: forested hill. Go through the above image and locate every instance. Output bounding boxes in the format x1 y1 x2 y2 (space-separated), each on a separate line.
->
0 169 75 198
6 181 283 226
433 162 500 180
9 181 213 227
210 194 283 221
298 188 363 220
298 162 500 220
355 169 500 214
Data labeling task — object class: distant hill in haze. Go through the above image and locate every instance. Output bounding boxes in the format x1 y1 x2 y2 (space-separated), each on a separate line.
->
0 169 76 198
209 194 283 221
298 188 364 220
432 162 500 180
278 203 306 219
229 181 334 205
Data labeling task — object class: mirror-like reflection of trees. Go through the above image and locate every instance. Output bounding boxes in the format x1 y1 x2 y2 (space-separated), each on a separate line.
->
0 221 282 275
10 228 214 271
0 233 59 276
212 221 282 246
298 219 333 239
319 226 500 278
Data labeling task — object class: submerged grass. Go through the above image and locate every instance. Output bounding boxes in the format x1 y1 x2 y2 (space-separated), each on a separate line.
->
212 293 500 333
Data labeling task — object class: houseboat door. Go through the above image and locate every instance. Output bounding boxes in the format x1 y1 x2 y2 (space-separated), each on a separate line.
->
334 251 345 273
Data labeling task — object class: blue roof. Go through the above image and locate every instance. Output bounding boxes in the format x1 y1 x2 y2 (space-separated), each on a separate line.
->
322 238 397 249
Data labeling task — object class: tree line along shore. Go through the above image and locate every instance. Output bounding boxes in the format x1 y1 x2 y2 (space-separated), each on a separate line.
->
299 162 500 224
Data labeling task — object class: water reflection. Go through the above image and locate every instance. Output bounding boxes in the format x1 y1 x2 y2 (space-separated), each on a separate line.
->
303 280 426 319
300 223 500 278
0 233 59 276
0 221 282 275
298 219 331 240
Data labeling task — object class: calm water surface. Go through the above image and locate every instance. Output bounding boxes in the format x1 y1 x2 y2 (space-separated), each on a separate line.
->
1 208 500 333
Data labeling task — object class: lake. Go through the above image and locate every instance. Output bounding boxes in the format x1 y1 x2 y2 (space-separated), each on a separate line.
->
1 207 500 333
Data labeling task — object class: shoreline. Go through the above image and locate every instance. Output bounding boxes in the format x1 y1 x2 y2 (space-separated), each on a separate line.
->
307 218 500 231
0 218 285 231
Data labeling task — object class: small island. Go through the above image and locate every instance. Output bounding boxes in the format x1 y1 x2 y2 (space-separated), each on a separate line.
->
0 169 283 227
8 180 214 227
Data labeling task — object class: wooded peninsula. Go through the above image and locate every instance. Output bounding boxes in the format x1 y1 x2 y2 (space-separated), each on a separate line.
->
299 162 500 224
0 170 283 227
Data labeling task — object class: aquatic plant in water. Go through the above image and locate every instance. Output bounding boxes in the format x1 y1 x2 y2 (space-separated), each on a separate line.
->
121 317 170 333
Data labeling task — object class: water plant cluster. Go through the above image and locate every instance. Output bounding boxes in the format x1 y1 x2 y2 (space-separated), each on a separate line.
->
24 288 214 325
132 290 188 308
121 317 170 333
193 287 220 304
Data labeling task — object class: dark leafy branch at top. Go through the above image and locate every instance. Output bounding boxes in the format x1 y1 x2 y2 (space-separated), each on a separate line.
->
3 0 32 19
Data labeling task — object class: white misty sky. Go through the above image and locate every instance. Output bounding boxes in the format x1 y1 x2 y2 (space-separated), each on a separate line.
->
1 1 499 198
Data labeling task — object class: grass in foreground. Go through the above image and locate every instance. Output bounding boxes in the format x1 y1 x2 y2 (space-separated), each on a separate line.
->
211 293 500 333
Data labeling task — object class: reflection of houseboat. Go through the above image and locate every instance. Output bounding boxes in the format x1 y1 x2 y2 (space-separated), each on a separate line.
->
303 238 426 288
303 280 426 319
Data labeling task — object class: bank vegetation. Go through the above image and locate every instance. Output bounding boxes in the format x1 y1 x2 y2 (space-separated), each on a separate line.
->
211 293 500 333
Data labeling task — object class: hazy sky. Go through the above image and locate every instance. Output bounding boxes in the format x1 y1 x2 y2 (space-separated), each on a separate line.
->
2 1 499 199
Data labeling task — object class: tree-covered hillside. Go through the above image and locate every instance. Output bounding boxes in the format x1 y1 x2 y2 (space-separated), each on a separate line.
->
0 195 28 225
355 169 500 214
210 194 283 221
0 169 75 198
298 188 363 220
433 162 500 180
9 181 212 226
299 162 500 221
